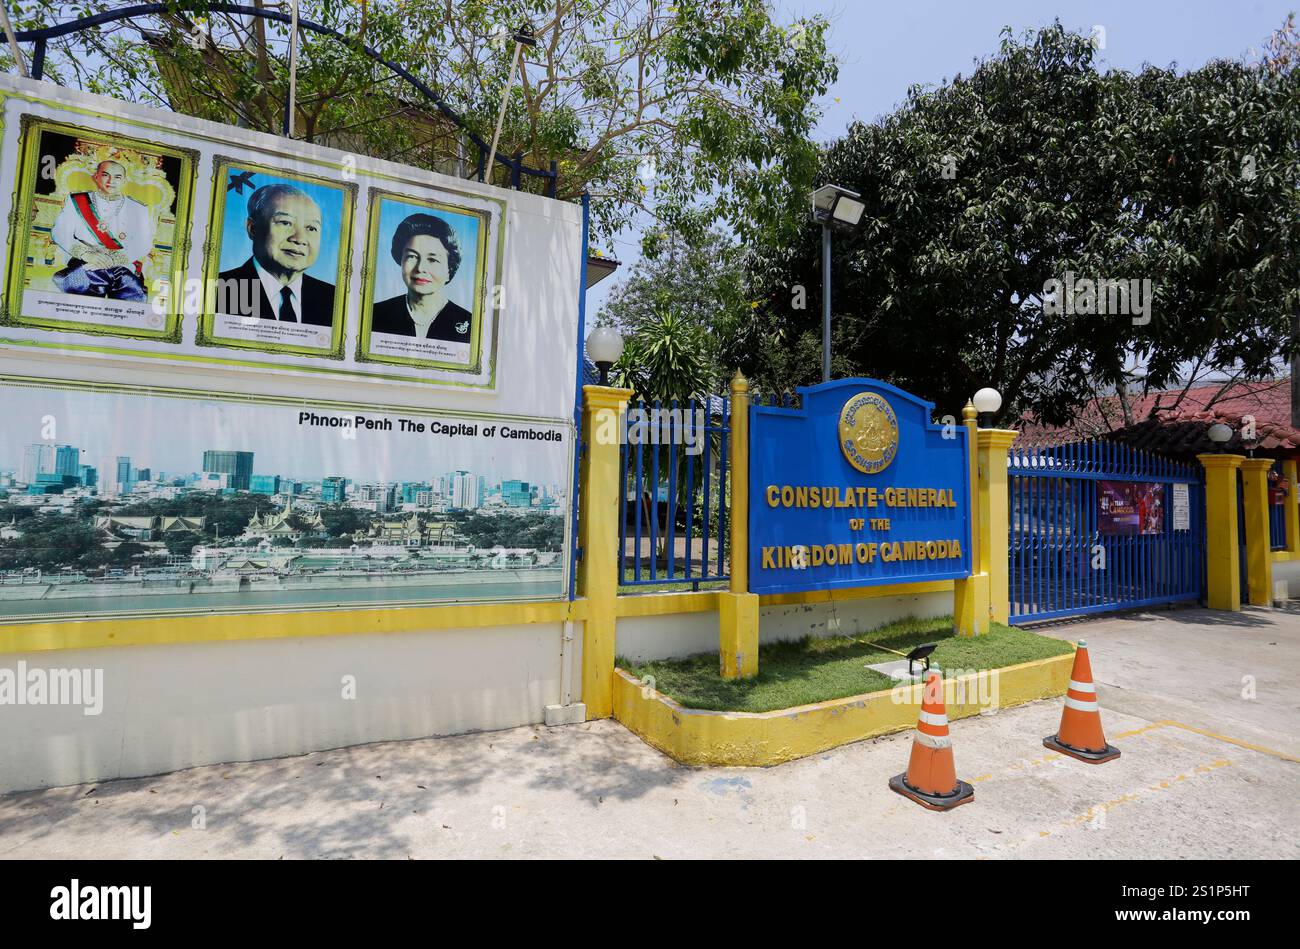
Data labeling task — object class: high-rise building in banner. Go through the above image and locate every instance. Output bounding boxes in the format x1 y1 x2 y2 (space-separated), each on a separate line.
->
450 471 483 510
250 474 281 495
53 445 81 479
501 479 533 508
20 444 53 484
321 476 347 503
357 483 398 512
202 450 254 491
79 465 98 489
116 456 133 493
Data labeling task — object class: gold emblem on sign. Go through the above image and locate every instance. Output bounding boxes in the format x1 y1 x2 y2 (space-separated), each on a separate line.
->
839 392 899 474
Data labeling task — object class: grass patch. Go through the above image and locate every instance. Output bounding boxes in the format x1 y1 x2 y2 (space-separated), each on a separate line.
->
617 615 1073 713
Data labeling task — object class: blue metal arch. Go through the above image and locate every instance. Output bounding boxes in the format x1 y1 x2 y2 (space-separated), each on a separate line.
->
10 2 557 196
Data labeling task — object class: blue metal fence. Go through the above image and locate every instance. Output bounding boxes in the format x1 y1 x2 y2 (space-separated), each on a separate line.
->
1269 461 1287 551
618 396 731 589
1008 440 1205 624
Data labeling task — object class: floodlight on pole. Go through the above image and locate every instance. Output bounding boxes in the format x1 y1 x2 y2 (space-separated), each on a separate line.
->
485 22 538 185
808 184 864 384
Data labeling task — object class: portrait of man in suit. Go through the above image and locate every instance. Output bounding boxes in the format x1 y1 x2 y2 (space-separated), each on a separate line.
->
217 182 335 326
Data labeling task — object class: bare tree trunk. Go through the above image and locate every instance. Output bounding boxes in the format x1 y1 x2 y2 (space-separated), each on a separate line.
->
1292 309 1300 429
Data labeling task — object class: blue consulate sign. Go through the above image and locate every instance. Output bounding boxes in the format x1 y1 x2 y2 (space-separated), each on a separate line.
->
748 379 972 595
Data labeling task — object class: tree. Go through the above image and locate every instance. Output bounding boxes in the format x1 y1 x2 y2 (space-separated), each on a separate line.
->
600 230 750 398
739 24 1300 425
7 0 838 250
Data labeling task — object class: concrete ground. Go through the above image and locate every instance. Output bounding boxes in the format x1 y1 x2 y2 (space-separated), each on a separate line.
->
1 605 1296 859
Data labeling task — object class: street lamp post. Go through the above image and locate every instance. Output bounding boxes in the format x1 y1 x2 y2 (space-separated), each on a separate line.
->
1207 423 1234 453
809 184 865 383
972 387 1002 428
586 326 624 386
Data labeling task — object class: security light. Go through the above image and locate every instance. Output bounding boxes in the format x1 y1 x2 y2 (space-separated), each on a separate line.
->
810 184 865 227
1207 422 1233 449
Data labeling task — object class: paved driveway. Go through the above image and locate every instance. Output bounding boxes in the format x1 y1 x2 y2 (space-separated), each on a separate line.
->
1 606 1295 859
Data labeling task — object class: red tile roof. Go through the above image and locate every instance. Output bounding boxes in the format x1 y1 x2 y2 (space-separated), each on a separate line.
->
1014 377 1299 457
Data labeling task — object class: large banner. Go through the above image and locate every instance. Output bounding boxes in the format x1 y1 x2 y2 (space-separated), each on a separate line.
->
0 79 510 391
748 379 972 594
0 378 572 620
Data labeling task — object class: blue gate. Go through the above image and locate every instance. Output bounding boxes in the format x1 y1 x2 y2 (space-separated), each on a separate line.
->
1008 440 1205 624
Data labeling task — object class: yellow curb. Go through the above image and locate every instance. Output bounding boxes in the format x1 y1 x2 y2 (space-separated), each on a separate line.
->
613 649 1076 767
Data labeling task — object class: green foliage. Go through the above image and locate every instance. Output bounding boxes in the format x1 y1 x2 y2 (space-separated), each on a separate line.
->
318 505 369 539
0 514 103 569
601 230 752 396
614 306 714 404
451 511 565 550
740 23 1300 424
8 0 837 251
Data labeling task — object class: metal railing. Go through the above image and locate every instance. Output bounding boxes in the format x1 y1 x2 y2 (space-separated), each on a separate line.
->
1008 439 1205 624
618 396 730 589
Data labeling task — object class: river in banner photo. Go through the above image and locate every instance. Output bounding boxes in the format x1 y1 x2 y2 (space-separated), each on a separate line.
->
0 382 572 619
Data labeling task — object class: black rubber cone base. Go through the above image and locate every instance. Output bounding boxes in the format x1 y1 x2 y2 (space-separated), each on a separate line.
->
1044 734 1121 763
889 773 974 811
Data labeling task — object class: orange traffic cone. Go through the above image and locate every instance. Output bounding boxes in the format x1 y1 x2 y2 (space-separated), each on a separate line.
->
889 668 974 811
1044 639 1120 763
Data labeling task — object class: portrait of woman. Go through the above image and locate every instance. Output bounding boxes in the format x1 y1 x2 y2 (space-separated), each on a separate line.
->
371 213 473 344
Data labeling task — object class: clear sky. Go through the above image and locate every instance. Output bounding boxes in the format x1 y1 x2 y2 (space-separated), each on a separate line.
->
585 0 1295 318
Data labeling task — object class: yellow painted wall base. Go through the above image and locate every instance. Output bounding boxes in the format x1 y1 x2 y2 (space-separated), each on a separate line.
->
718 591 759 678
612 650 1074 767
953 572 990 636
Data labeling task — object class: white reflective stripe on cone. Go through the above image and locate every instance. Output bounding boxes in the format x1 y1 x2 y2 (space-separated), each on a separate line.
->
913 729 952 749
917 710 949 727
1068 679 1096 693
1064 696 1099 712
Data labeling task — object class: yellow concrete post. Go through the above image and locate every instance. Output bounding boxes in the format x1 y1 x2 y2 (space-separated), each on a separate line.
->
578 384 633 718
1283 460 1300 556
1197 453 1244 611
977 428 1019 625
1240 458 1275 606
720 371 759 678
953 402 989 636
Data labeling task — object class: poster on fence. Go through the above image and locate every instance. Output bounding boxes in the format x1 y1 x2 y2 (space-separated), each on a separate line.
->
1098 480 1164 535
0 377 572 621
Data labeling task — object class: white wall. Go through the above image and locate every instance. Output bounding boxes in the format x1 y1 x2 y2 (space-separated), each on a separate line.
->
0 623 569 794
1275 558 1300 597
615 590 952 664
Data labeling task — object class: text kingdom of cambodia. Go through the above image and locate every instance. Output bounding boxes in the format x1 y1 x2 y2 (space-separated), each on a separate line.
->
761 539 963 570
